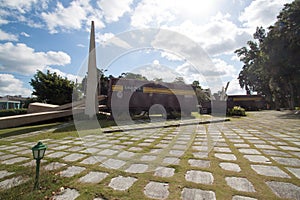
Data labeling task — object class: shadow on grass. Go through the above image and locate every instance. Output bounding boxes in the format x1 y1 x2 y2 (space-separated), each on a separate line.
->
53 120 117 133
0 123 61 138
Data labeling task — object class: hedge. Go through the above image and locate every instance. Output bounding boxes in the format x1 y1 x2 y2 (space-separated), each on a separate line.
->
227 106 246 116
0 109 27 117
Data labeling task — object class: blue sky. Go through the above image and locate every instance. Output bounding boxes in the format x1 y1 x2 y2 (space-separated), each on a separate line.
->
0 0 293 97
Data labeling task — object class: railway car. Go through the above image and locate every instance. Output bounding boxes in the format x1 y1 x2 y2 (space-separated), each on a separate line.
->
227 95 266 111
106 78 198 119
199 95 266 114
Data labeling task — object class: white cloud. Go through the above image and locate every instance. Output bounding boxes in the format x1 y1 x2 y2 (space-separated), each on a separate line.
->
98 0 133 23
131 0 176 28
0 0 38 13
0 18 9 25
165 13 251 55
0 74 32 97
130 0 225 28
97 33 132 49
41 1 88 33
239 0 293 32
226 78 246 95
160 51 183 61
20 32 30 37
0 29 18 41
0 42 71 75
175 62 206 83
135 64 179 82
41 0 105 34
46 67 83 83
77 44 85 48
95 32 115 45
212 58 236 79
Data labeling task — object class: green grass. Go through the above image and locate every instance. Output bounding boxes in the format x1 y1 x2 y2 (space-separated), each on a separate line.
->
0 168 69 200
0 123 61 139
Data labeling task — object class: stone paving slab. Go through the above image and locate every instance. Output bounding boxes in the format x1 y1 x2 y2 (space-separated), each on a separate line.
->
52 188 80 200
22 159 47 167
62 153 86 162
181 188 216 200
97 149 118 156
154 167 175 177
80 155 106 165
261 149 290 157
225 177 255 192
144 181 169 200
163 157 180 165
251 165 290 178
286 167 300 179
125 164 148 173
79 171 108 183
44 162 67 171
271 157 300 167
185 170 214 185
60 166 86 178
243 155 271 163
232 195 257 200
101 158 126 169
117 151 135 158
0 154 17 161
47 151 69 158
0 176 28 190
1 157 29 165
188 159 210 168
266 181 300 199
0 170 14 179
140 155 156 161
109 176 137 191
238 149 261 155
215 153 237 161
219 162 241 172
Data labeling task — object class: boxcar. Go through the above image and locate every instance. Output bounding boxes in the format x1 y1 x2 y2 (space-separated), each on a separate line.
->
227 95 266 111
106 78 198 118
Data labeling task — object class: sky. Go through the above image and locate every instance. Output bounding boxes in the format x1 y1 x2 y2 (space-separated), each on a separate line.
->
0 0 293 97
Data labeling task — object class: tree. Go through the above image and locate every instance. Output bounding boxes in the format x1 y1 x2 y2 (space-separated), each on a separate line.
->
81 68 108 96
172 77 185 84
192 80 202 89
263 1 300 108
235 1 300 109
153 78 163 82
119 72 147 80
30 70 76 105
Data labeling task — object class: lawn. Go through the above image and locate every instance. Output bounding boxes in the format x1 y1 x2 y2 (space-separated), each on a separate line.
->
0 111 298 199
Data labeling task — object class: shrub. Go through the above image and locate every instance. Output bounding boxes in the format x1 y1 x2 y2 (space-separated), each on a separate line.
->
228 106 246 116
0 109 27 117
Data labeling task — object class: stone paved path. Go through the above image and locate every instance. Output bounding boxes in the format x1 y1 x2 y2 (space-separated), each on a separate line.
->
0 111 299 199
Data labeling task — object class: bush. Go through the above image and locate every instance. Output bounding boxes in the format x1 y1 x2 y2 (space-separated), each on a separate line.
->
0 109 27 117
228 106 246 116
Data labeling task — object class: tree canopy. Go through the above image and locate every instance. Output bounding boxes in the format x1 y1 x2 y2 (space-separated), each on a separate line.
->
235 1 300 109
172 77 185 84
30 70 76 105
119 72 148 80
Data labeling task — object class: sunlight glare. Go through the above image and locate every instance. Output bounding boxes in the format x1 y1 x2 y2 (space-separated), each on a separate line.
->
177 0 216 17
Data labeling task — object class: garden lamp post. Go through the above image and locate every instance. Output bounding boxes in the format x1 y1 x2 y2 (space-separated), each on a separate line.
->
32 141 47 190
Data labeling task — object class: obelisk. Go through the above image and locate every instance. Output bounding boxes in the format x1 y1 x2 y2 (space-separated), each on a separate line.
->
85 21 98 118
